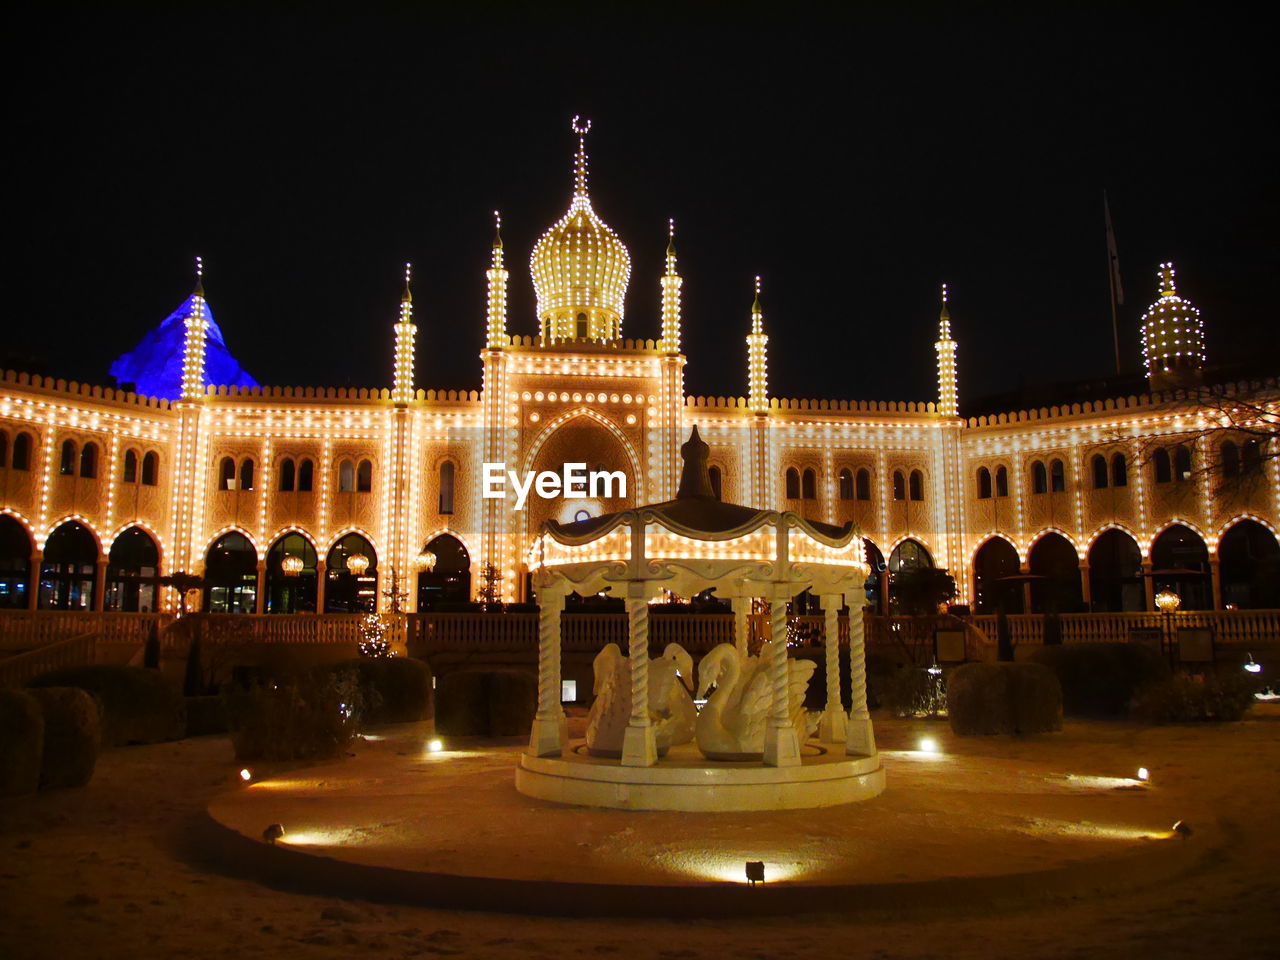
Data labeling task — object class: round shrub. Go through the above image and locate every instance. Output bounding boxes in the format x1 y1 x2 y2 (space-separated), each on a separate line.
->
0 689 44 797
1029 643 1169 718
947 662 1062 735
1130 673 1261 724
29 665 186 747
28 687 100 789
184 696 228 737
435 670 535 737
223 669 363 762
331 657 433 724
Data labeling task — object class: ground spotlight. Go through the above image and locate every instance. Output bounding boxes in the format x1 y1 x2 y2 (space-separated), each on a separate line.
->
239 768 253 783
1136 767 1149 782
427 738 444 753
918 737 939 754
262 824 285 844
1172 820 1192 839
745 861 765 886
1244 653 1262 674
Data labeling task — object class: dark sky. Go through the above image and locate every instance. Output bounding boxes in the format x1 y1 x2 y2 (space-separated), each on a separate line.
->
6 5 1277 406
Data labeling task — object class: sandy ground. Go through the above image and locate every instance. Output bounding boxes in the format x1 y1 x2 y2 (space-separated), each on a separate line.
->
2 710 1278 960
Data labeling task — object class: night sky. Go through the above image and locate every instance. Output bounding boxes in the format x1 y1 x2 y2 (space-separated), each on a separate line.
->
6 5 1277 408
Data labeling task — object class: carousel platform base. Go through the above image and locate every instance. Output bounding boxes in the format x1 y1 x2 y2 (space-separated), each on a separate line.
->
516 740 885 811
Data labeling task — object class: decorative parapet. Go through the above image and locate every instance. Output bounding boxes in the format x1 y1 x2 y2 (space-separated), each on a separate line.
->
684 395 938 414
2 368 172 410
505 334 664 351
204 384 483 403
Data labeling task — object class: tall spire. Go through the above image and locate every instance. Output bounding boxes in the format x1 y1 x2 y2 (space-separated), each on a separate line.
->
392 261 417 404
1141 261 1205 390
747 276 769 413
180 255 209 401
486 210 509 348
935 282 958 417
571 114 591 205
660 218 682 352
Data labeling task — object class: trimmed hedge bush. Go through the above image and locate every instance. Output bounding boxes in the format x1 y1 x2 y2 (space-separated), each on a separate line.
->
184 696 228 737
223 670 363 762
435 670 536 736
329 657 433 724
1029 643 1169 718
28 687 100 789
0 689 44 796
29 666 186 747
1130 673 1261 723
947 662 1062 735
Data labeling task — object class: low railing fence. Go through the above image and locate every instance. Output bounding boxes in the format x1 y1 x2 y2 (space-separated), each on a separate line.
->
0 611 173 654
971 610 1280 648
0 632 98 688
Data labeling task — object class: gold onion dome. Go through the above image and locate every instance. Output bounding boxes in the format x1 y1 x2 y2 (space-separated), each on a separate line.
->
530 116 631 341
1140 261 1205 376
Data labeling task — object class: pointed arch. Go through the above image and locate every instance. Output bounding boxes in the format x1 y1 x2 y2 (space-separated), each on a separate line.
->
1214 512 1279 545
323 525 382 558
107 520 166 563
201 524 261 561
521 407 643 502
1027 526 1081 556
43 514 103 553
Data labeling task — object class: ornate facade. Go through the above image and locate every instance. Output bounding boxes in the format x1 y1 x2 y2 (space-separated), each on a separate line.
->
2 122 1277 616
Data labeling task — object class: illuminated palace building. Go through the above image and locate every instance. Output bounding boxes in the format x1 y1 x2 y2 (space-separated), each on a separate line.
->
1 121 1277 617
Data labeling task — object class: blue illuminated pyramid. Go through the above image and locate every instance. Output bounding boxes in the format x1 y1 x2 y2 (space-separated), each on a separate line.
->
110 293 258 401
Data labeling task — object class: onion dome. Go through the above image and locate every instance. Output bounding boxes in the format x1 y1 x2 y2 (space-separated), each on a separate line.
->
530 117 631 342
1140 262 1205 388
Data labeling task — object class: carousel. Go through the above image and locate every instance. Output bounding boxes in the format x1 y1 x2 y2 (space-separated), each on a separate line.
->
517 427 885 811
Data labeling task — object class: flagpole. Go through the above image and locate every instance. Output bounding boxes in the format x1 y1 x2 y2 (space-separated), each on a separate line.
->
1104 191 1123 376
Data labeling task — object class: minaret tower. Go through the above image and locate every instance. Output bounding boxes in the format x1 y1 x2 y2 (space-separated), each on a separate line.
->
486 211 508 347
935 282 959 417
747 276 769 412
1141 261 1205 391
660 218 682 352
392 262 416 405
180 256 209 401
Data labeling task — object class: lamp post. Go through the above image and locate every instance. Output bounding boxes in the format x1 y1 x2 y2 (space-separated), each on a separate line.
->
1155 589 1181 666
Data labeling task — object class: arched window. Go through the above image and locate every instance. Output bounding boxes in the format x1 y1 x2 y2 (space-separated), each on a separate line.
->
122 449 139 483
297 458 314 492
219 456 236 490
0 513 33 608
1050 458 1065 492
838 468 854 501
1110 452 1127 487
1091 453 1109 489
708 465 723 501
105 527 161 612
1242 439 1263 474
79 441 98 479
278 458 296 491
976 466 992 499
909 470 924 501
356 458 373 492
1153 448 1172 483
576 312 588 338
439 460 455 514
1173 445 1191 481
855 468 871 501
801 468 817 500
325 533 378 613
39 521 98 610
338 459 355 492
995 465 1009 497
11 432 32 471
203 531 258 614
1220 440 1239 477
141 451 158 486
892 470 906 501
1031 461 1047 494
60 439 77 476
239 458 255 491
785 467 800 499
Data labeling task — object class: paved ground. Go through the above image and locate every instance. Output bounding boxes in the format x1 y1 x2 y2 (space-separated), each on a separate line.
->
2 709 1278 959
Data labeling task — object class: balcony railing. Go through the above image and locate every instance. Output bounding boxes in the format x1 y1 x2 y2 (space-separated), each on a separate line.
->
0 610 173 654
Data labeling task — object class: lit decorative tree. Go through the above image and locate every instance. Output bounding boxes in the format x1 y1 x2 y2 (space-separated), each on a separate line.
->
358 613 392 658
476 563 504 610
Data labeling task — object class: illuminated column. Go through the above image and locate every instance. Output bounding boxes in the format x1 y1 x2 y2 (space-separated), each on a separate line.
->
817 594 847 744
935 283 959 418
844 602 875 756
763 589 801 768
315 559 327 612
731 595 751 658
1142 560 1155 610
92 559 107 611
27 551 41 610
392 263 417 405
254 560 266 615
1079 561 1092 609
747 277 769 414
529 572 566 757
180 258 209 402
1209 556 1223 609
660 219 682 352
486 212 508 347
621 583 657 767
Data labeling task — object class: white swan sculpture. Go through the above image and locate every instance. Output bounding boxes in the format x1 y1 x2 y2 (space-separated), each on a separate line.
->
695 642 820 761
585 642 697 757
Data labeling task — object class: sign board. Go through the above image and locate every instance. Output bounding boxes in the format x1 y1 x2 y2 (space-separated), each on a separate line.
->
935 628 967 662
1177 627 1214 663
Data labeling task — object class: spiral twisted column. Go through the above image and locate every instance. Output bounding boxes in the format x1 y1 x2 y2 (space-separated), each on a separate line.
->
844 604 876 756
528 581 565 758
817 594 847 743
763 593 801 767
731 596 751 658
621 590 657 766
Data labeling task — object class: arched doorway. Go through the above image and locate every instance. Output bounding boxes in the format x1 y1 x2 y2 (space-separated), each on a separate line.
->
973 537 1022 614
1087 529 1143 612
264 532 318 613
0 515 33 608
1150 524 1211 610
887 538 941 615
39 521 98 609
1218 519 1280 609
416 534 471 611
1028 533 1083 613
325 533 377 612
106 527 161 612
863 539 886 613
204 532 258 613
